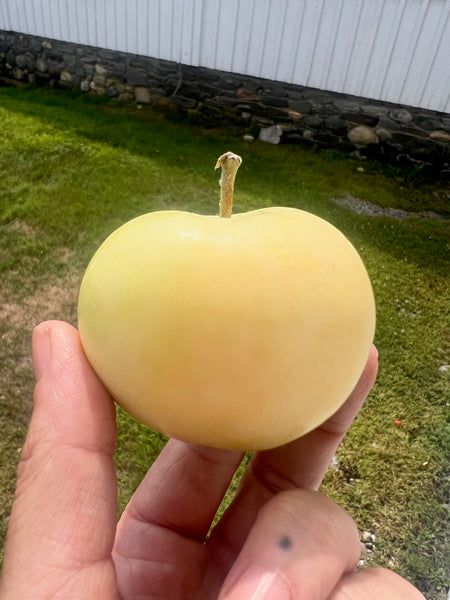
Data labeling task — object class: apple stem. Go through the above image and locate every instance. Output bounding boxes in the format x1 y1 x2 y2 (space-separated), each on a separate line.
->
215 152 242 218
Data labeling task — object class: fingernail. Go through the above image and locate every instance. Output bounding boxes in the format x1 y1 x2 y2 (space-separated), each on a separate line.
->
32 325 52 382
222 568 292 599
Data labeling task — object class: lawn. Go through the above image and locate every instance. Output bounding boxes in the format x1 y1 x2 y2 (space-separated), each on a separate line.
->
0 85 449 599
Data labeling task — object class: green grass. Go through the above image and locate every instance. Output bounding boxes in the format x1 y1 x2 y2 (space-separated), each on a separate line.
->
0 85 449 598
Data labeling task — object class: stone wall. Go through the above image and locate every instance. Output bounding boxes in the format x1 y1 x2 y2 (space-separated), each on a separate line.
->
1 30 449 178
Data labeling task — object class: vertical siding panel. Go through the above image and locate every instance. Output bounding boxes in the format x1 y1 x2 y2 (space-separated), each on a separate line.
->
40 0 51 39
85 0 97 47
308 0 343 90
145 0 159 59
291 0 323 86
260 0 288 81
401 0 448 109
1 2 11 30
158 0 174 61
114 0 127 53
171 0 184 63
328 0 362 93
95 0 104 49
28 0 38 35
322 0 345 91
231 0 255 75
77 0 88 46
83 0 91 47
96 0 104 48
215 0 239 72
287 0 310 84
56 0 65 42
419 3 450 111
198 0 220 69
135 0 147 56
59 3 73 40
16 0 28 34
343 0 384 96
246 0 271 77
7 0 14 31
179 0 192 65
381 0 429 105
104 0 116 51
189 0 203 66
275 0 303 83
36 0 45 36
0 4 5 30
66 0 79 42
125 0 136 55
361 0 407 102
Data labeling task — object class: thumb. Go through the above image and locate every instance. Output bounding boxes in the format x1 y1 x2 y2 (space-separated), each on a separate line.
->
1 321 117 599
218 489 361 600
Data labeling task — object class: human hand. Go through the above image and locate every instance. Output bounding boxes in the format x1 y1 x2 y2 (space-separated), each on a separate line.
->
0 321 424 599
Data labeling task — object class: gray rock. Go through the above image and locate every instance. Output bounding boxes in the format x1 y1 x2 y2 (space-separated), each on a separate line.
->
15 54 27 69
80 79 90 92
302 115 322 129
6 50 15 66
126 66 149 87
288 110 303 121
388 108 413 124
261 95 289 108
94 63 108 77
415 114 443 130
12 67 24 80
429 130 450 142
170 96 198 109
93 74 107 87
243 134 255 143
36 57 47 72
341 112 379 127
361 104 389 119
89 80 106 95
289 100 312 114
361 531 373 543
62 53 77 67
348 125 379 145
325 116 347 135
375 127 393 141
60 69 72 83
332 98 362 113
47 58 62 76
134 86 151 104
259 125 283 144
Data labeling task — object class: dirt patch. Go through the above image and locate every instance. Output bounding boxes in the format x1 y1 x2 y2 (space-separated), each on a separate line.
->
1 270 80 337
7 218 39 237
0 262 83 563
0 267 82 460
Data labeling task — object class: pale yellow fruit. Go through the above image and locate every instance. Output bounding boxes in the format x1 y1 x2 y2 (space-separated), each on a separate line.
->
78 206 375 451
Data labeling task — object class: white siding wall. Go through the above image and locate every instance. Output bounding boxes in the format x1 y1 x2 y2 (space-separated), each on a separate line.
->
1 0 449 112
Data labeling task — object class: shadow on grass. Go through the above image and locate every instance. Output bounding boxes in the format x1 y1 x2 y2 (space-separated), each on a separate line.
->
1 85 449 279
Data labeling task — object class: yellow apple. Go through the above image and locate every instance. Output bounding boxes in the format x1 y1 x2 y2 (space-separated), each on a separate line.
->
78 153 375 450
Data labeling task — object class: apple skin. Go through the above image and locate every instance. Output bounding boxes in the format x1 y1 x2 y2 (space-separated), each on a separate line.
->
78 207 375 451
